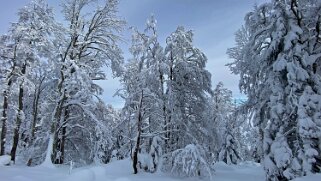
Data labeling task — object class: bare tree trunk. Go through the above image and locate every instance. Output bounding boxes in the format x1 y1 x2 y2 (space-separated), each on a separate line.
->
10 62 26 163
52 105 68 165
158 58 168 154
60 126 66 164
127 110 133 158
10 85 24 162
165 51 174 153
0 89 9 156
59 107 68 164
27 76 45 166
1 45 17 156
133 90 143 174
52 106 66 164
52 121 60 164
51 68 67 164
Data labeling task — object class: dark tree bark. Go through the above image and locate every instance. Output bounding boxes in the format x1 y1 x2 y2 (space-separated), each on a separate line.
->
10 61 26 163
165 52 174 153
52 105 69 165
59 107 68 164
1 44 17 156
52 106 66 164
27 76 45 166
52 118 60 164
60 125 66 164
0 89 9 156
0 82 12 156
51 68 67 164
133 90 143 174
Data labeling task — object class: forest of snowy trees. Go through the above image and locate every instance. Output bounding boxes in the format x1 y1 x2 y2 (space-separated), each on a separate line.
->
0 0 321 181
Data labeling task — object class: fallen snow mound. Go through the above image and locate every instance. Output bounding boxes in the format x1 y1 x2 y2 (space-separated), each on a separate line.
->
0 155 11 166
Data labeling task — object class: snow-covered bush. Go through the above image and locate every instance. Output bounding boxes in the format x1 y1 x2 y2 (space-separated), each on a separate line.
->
137 152 151 171
219 133 240 165
0 155 11 166
166 144 214 179
148 136 163 172
136 136 163 173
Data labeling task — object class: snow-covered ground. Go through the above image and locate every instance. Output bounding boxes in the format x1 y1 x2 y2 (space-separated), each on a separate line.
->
0 158 320 181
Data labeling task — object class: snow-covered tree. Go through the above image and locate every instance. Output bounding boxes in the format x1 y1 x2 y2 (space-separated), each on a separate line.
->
152 26 215 177
120 16 166 173
218 110 241 164
49 0 125 165
209 82 241 164
0 0 58 163
0 34 13 156
164 26 212 152
170 144 214 179
119 17 215 176
0 0 125 166
228 0 321 180
210 82 234 158
218 130 241 165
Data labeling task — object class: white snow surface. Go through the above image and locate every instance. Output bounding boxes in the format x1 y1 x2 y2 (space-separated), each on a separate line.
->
0 159 320 181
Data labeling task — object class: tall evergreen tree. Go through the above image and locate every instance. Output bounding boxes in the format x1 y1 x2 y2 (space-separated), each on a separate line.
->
228 0 321 180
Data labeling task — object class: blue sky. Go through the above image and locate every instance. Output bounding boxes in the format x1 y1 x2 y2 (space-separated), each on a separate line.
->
0 0 267 108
